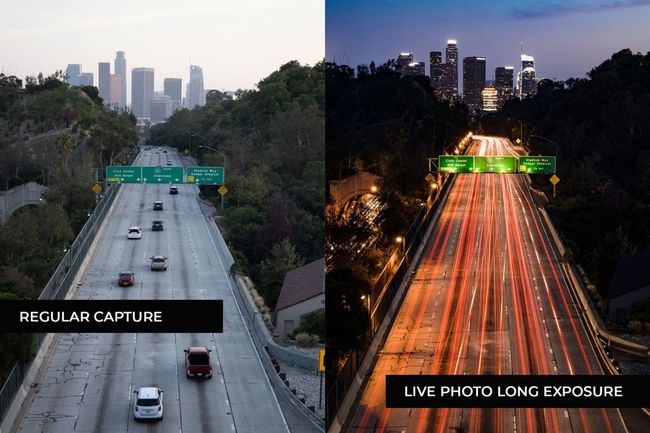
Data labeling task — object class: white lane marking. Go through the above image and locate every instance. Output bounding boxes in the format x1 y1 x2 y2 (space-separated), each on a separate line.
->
192 185 291 433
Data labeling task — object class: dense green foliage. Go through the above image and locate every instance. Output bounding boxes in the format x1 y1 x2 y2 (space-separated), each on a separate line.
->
0 72 137 381
148 61 324 309
325 61 470 372
290 310 325 341
482 49 650 301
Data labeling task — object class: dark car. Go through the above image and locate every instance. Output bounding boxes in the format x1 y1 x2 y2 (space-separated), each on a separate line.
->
153 201 163 210
184 346 213 378
152 220 164 231
118 271 135 287
169 185 178 195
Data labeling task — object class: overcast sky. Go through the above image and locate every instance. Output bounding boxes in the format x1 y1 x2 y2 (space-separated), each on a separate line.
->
327 0 650 85
1 0 324 102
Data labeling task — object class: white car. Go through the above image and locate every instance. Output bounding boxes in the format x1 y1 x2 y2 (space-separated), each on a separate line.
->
127 227 142 239
133 387 163 421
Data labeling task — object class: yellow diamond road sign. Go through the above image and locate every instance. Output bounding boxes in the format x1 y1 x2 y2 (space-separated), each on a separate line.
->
550 175 560 185
218 185 228 196
92 183 102 193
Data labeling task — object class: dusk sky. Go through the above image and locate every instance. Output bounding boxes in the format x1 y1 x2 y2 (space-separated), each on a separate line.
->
327 0 650 87
1 0 324 103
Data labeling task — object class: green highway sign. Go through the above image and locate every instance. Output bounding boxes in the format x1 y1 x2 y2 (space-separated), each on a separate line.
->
474 156 517 173
439 156 474 173
186 166 224 185
142 166 184 183
518 156 557 174
106 166 142 183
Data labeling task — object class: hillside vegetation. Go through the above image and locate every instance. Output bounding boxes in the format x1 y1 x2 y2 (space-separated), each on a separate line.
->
483 49 650 308
0 72 137 380
148 61 324 310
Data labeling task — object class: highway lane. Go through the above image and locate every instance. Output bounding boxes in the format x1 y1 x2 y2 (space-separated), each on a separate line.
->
17 148 290 433
346 136 627 433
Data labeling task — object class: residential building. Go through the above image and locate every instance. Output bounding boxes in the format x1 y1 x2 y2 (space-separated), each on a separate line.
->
275 259 325 338
608 250 650 324
131 67 154 119
462 56 486 112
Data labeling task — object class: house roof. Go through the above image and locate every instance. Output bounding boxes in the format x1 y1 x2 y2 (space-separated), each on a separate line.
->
275 258 324 312
608 250 650 299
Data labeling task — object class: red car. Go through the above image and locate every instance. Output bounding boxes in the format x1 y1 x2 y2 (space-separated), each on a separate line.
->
117 271 135 287
184 346 213 378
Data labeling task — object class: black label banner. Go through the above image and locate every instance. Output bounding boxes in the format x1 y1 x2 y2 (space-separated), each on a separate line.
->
0 300 223 333
386 375 650 408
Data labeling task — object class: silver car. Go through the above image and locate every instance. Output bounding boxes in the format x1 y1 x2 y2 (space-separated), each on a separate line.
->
150 255 168 271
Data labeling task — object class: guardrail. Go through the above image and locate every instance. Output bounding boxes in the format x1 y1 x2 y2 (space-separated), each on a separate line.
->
326 133 474 431
0 150 137 424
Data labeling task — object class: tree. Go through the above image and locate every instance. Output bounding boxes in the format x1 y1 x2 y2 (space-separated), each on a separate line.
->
259 238 304 309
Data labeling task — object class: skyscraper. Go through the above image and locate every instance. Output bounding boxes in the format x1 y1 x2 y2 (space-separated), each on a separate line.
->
114 51 127 108
98 62 111 103
481 87 498 112
429 51 443 95
187 65 205 108
462 56 486 112
150 92 172 123
443 40 458 98
519 54 537 98
402 62 425 76
164 78 182 112
397 53 414 70
109 74 123 108
65 64 81 86
78 72 94 87
495 66 514 108
131 67 154 119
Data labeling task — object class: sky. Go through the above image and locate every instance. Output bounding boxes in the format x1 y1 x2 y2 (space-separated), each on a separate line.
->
0 0 324 103
327 0 650 86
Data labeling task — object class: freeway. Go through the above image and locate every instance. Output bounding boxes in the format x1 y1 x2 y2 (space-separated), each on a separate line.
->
15 148 291 433
346 136 628 433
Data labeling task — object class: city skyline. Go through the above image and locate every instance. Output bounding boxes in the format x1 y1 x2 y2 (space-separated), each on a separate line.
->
1 0 324 98
326 0 650 85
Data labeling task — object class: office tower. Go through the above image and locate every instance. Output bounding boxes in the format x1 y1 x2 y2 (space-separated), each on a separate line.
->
441 40 458 98
98 62 111 103
519 54 537 98
495 66 514 108
65 64 81 86
397 53 414 70
109 74 123 107
429 51 443 95
401 61 425 77
114 51 127 108
164 78 182 112
188 65 205 108
131 67 154 119
150 92 172 123
481 87 498 112
462 56 486 112
78 72 94 86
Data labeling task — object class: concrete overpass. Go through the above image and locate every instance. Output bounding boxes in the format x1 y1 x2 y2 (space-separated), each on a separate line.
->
329 172 380 208
0 182 47 223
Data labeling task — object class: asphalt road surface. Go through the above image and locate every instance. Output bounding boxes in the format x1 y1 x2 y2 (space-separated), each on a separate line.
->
346 136 629 433
16 148 292 433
